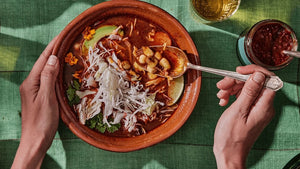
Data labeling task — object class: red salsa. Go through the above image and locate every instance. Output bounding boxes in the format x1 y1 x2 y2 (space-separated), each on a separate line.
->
251 23 293 66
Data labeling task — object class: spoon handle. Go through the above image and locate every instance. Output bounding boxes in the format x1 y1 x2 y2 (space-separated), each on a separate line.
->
283 50 300 58
187 63 283 91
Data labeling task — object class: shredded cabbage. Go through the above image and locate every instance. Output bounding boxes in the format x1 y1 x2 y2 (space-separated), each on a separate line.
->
76 40 162 132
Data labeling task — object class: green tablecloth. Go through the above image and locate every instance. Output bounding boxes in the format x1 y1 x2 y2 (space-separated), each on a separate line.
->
0 0 299 168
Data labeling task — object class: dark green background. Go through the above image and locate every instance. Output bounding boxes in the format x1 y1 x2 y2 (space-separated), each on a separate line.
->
0 0 299 168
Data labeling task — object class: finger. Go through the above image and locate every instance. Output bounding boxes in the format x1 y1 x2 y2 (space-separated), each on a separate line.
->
235 90 242 98
236 65 275 76
216 77 236 90
219 99 229 106
249 89 276 124
38 55 59 96
235 71 265 112
28 36 58 80
217 89 230 106
217 90 230 99
230 83 244 96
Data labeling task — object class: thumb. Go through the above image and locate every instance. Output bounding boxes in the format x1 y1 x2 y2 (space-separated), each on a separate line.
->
40 55 59 94
236 72 265 111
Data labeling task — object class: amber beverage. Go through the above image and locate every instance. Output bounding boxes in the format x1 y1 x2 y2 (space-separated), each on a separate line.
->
191 0 240 22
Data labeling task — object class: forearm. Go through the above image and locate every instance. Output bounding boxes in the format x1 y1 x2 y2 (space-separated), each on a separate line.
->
11 134 47 169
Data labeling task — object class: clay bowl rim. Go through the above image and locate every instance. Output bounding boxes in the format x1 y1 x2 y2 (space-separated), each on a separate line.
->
53 0 201 152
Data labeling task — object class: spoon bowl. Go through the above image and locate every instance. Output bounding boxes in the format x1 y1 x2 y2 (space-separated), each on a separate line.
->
149 45 188 78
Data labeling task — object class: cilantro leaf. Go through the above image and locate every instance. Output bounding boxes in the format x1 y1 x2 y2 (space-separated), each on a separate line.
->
87 117 97 129
86 113 121 133
73 95 81 104
67 86 75 101
73 80 81 90
96 124 106 133
66 80 81 106
107 123 121 133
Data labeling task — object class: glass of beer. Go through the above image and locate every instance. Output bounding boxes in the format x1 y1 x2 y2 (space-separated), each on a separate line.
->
191 0 241 22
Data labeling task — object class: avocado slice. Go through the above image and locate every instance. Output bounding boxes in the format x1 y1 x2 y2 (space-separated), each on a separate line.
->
82 25 123 54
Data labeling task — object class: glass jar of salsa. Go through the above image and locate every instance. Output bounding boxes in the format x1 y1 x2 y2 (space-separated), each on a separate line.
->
237 19 298 70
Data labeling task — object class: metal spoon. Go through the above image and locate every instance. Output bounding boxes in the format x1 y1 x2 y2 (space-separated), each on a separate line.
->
283 50 300 58
150 45 283 91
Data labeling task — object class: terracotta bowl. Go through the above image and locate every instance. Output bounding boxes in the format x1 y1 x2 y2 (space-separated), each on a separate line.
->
53 0 201 152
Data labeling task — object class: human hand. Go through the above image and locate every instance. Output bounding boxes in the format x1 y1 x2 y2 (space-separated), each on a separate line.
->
11 37 59 169
213 65 276 169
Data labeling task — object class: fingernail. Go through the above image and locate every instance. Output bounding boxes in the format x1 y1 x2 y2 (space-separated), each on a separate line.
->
217 90 223 98
252 72 265 84
219 99 226 106
47 55 57 66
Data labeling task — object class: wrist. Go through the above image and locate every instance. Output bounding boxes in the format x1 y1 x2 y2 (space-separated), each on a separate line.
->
214 146 247 169
214 153 246 169
11 132 48 169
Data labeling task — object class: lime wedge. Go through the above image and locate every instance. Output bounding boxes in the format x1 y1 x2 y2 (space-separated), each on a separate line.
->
167 76 184 106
